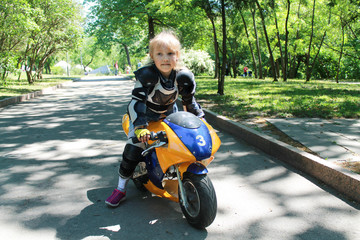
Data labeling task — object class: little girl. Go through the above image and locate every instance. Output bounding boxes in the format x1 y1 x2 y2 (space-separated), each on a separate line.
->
105 30 204 207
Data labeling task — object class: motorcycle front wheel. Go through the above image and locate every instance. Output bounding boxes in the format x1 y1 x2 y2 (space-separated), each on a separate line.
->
179 173 217 229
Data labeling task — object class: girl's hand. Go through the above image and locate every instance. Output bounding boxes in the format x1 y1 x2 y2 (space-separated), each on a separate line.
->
135 128 151 143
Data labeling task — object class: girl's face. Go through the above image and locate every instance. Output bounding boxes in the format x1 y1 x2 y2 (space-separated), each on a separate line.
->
150 44 179 78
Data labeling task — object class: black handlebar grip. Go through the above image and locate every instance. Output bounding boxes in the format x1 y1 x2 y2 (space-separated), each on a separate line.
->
131 137 140 144
131 131 165 144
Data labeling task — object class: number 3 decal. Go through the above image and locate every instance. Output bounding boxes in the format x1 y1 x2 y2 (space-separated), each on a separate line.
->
196 135 206 146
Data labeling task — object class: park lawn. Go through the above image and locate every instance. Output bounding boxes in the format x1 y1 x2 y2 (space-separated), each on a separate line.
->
0 73 75 100
2 74 359 120
195 76 360 120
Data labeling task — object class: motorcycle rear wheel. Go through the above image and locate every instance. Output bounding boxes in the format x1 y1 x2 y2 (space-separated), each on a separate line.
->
132 162 148 192
132 176 148 192
179 173 217 229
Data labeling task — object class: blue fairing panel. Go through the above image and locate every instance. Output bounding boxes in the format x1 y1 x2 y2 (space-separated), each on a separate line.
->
164 119 212 160
187 163 208 174
145 150 164 189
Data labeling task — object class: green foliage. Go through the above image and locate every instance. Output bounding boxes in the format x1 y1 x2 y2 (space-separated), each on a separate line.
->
51 66 66 76
0 0 83 83
2 0 360 87
75 0 360 83
0 53 17 79
70 67 84 76
182 49 215 75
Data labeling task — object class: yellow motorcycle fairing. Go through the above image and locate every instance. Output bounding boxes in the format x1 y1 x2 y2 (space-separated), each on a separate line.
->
121 113 221 201
122 113 197 172
143 180 179 202
148 120 197 172
122 113 130 136
122 113 221 173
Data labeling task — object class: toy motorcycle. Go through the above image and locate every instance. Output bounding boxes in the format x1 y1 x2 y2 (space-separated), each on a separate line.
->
122 111 221 229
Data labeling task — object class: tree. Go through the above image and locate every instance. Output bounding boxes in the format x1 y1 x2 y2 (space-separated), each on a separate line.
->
304 0 317 82
21 0 82 83
192 0 221 79
332 0 360 82
86 0 198 69
272 1 286 80
218 0 227 95
305 0 329 82
255 0 277 81
250 3 263 79
240 12 258 78
283 0 290 81
0 0 33 81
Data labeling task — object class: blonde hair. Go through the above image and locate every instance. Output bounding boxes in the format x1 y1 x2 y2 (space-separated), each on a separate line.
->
148 31 183 69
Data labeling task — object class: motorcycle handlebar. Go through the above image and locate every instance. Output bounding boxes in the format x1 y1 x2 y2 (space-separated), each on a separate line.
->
131 131 167 144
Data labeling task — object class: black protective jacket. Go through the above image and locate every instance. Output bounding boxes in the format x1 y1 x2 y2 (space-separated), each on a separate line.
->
128 64 204 127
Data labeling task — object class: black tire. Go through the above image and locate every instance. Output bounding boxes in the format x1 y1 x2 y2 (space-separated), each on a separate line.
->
179 173 217 229
132 175 148 192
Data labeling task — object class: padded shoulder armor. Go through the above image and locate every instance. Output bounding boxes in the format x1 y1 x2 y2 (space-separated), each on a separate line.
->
134 65 158 87
176 69 195 96
176 69 195 85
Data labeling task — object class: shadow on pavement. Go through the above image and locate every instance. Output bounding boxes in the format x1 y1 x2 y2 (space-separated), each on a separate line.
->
56 188 208 240
207 130 359 239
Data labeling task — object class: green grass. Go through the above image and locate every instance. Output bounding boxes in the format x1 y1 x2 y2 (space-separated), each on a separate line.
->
2 73 359 120
195 77 360 119
0 73 77 100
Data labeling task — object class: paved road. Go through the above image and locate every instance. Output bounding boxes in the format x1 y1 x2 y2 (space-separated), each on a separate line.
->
0 78 359 240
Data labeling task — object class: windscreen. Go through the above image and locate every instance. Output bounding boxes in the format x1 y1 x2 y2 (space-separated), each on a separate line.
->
164 111 202 129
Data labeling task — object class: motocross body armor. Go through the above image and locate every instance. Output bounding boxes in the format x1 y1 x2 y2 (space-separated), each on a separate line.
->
128 64 204 128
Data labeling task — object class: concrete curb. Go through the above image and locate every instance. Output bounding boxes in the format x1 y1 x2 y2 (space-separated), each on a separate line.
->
204 109 360 203
0 81 72 108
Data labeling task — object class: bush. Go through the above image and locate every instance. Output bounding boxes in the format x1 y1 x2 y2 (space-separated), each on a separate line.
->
52 66 66 75
71 67 84 75
0 53 17 81
181 49 214 76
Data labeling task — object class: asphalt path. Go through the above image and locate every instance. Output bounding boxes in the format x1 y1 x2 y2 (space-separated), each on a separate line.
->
0 77 359 240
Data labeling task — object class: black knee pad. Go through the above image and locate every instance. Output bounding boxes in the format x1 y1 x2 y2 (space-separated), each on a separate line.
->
123 144 144 161
119 144 144 177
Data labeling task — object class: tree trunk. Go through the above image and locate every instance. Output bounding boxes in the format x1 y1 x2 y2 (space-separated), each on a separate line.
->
241 12 258 78
148 15 155 40
84 55 94 72
274 13 285 81
289 1 301 79
275 58 280 78
1 68 7 82
255 0 277 81
284 0 290 81
294 56 303 78
45 61 51 74
25 57 35 84
336 24 345 83
123 43 131 68
306 0 331 82
305 0 316 82
37 70 43 80
37 53 53 79
218 0 226 95
231 55 237 78
26 69 34 84
306 32 326 82
210 18 220 79
251 8 263 79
